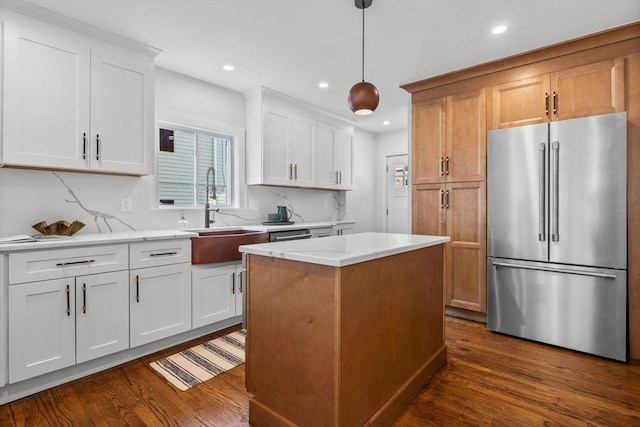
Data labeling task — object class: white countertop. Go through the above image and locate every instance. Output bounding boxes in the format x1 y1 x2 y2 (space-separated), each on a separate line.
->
239 232 450 267
0 230 197 252
185 220 355 233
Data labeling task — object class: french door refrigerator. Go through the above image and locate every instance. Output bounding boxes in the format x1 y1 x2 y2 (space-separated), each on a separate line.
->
487 112 627 361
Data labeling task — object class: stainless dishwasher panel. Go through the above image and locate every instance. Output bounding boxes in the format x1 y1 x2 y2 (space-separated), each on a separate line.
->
488 257 627 361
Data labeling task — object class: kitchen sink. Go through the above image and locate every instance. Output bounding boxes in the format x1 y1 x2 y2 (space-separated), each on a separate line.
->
191 229 269 264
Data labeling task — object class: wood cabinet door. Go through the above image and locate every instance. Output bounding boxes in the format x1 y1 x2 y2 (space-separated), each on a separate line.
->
551 58 626 121
411 98 446 184
76 271 129 364
444 181 486 313
446 89 487 182
8 279 76 383
411 184 446 236
490 74 551 129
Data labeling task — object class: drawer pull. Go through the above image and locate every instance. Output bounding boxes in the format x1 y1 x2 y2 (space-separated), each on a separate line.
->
66 285 71 316
149 251 178 257
135 275 140 302
56 259 95 267
82 283 87 314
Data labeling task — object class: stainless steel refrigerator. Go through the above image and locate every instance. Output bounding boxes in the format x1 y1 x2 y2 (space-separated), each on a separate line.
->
487 112 627 362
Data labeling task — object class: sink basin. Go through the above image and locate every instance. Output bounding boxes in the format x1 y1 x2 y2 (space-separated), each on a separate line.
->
191 229 269 264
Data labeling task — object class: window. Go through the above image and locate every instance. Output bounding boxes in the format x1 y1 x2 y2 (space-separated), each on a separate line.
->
158 123 232 208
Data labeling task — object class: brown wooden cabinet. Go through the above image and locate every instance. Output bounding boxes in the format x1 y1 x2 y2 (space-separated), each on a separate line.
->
412 181 486 313
412 89 486 185
491 58 626 129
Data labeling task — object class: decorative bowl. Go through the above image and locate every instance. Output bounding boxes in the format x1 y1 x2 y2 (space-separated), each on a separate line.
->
32 220 85 236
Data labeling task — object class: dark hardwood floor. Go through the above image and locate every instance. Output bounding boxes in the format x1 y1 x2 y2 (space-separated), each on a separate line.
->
1 317 638 426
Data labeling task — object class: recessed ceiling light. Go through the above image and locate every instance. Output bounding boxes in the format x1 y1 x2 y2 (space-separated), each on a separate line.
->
492 25 507 35
318 82 329 89
383 121 390 125
223 64 234 71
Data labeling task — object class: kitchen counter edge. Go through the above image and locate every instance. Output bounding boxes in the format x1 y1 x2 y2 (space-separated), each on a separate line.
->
239 232 450 267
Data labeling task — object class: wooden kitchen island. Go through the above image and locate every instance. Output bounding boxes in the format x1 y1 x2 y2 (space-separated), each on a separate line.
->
239 232 450 427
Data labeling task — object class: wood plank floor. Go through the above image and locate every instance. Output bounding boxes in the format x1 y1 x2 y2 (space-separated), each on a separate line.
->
1 316 638 426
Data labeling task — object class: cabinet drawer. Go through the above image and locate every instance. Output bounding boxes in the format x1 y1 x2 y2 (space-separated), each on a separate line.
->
9 245 128 284
129 239 191 269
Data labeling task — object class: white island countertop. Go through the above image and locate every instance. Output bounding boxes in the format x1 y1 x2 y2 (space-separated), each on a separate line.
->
239 232 450 267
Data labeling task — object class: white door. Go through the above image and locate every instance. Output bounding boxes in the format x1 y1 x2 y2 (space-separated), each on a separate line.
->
2 14 91 169
76 270 129 363
192 264 237 328
130 263 192 347
90 46 153 175
8 279 76 383
386 155 410 233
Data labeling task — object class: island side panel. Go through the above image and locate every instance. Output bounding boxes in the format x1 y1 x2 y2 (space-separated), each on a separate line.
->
339 245 446 426
246 254 340 426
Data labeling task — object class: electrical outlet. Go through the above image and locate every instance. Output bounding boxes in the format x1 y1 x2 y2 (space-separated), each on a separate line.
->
323 200 328 211
249 200 259 211
120 197 132 212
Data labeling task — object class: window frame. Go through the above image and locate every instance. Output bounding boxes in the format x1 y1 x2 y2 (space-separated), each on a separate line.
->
156 120 239 210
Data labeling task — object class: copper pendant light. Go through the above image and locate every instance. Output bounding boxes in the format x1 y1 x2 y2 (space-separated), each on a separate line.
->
348 0 379 115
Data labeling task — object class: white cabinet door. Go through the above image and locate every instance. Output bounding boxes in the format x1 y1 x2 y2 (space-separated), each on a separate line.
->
130 263 192 348
0 255 6 387
90 46 153 175
315 122 353 190
75 270 129 363
8 278 76 383
290 115 316 186
334 130 354 189
263 109 292 186
192 264 239 328
316 122 338 188
2 13 91 170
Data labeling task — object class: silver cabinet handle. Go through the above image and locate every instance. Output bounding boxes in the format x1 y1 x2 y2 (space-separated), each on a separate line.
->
289 164 293 180
294 164 298 180
96 134 100 160
492 261 617 279
135 275 140 302
551 141 560 242
335 171 339 184
338 171 342 184
82 132 87 159
238 271 243 293
538 143 546 241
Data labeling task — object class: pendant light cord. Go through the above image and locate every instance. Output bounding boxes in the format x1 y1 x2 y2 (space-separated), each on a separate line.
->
361 5 365 82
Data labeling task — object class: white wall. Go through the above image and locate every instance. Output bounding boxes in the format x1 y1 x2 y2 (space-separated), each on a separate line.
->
0 68 373 237
375 129 409 232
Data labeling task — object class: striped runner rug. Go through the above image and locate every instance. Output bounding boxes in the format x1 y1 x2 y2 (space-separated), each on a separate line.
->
149 330 246 391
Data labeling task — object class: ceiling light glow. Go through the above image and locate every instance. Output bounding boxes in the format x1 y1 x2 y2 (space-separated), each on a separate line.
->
383 121 390 125
223 64 234 71
492 25 507 35
318 82 329 89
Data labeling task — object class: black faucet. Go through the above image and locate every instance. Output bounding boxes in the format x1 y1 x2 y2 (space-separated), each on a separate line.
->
205 167 219 228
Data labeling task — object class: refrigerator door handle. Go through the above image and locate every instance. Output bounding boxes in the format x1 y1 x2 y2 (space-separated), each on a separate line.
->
491 261 617 279
538 143 546 241
551 141 560 242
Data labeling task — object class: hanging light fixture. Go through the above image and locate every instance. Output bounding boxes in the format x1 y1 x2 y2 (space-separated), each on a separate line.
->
348 0 379 115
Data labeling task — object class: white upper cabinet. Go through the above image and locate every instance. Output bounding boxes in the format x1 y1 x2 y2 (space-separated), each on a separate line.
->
246 88 354 190
316 121 354 190
1 8 156 175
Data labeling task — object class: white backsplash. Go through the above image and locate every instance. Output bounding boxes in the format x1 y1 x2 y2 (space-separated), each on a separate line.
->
0 168 345 237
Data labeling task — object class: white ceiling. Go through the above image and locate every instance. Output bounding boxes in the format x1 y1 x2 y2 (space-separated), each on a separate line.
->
19 0 640 134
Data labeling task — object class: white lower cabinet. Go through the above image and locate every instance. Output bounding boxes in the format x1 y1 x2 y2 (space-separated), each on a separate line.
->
333 223 355 236
8 270 129 383
192 263 243 329
129 263 192 347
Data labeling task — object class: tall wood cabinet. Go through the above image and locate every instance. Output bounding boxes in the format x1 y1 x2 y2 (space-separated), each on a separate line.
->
405 23 640 335
412 89 487 314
